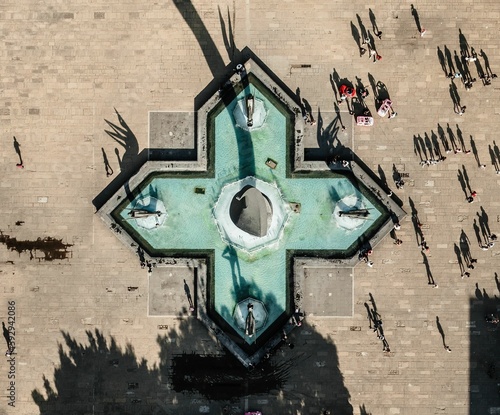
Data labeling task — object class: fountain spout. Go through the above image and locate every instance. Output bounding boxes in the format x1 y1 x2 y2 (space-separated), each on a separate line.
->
245 303 256 337
246 94 254 127
338 209 370 218
128 209 162 218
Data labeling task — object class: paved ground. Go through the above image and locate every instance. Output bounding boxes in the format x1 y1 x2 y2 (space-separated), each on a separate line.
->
1 1 500 414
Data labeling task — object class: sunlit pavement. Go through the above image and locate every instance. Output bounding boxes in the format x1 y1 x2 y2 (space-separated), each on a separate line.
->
0 1 499 414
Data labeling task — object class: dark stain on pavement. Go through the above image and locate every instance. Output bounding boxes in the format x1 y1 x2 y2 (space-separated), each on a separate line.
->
0 231 73 261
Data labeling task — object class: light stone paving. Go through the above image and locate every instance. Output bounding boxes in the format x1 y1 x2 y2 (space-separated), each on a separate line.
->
0 1 500 414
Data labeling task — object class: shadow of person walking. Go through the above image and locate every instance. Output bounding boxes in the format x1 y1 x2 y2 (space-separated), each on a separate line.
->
13 136 24 168
183 279 195 312
422 252 437 287
436 316 451 352
410 4 423 34
368 8 382 39
437 47 448 75
101 148 114 177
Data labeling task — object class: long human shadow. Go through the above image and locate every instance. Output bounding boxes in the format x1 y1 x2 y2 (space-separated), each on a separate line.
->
437 47 447 75
456 125 467 152
437 124 451 153
449 81 461 107
470 136 481 167
472 219 483 248
471 47 486 82
444 46 455 76
423 133 435 159
13 136 23 166
410 4 422 32
489 145 499 171
457 168 468 198
454 50 466 79
479 206 491 238
435 316 449 349
454 243 465 275
368 8 381 37
477 212 490 248
414 134 427 161
31 321 354 414
408 197 424 246
101 147 114 177
480 49 496 78
422 252 436 286
446 123 458 152
356 14 368 42
458 29 470 57
459 228 472 265
350 21 363 56
377 165 389 191
430 130 442 158
364 302 375 329
461 164 472 193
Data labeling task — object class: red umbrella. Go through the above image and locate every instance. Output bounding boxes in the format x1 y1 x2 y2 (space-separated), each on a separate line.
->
339 84 356 98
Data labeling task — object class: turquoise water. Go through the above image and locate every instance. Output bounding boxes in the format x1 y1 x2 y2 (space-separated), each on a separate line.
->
117 82 383 343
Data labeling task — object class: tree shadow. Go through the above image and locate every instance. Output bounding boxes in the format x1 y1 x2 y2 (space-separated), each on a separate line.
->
31 322 354 414
32 329 162 415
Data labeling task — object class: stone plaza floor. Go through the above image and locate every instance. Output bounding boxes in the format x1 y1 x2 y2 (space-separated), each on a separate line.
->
1 1 500 414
